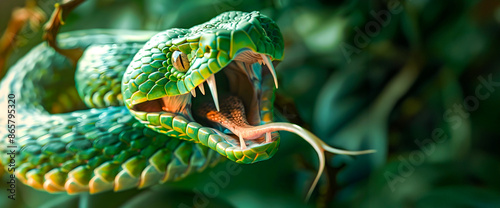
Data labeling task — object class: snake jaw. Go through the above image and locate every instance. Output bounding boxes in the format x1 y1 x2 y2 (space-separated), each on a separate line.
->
129 49 281 149
122 11 284 163
127 50 282 162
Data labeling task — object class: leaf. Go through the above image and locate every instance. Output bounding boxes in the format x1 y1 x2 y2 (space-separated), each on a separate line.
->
416 186 500 208
122 189 235 208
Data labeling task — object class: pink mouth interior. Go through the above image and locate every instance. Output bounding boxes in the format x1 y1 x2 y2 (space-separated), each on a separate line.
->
197 95 267 141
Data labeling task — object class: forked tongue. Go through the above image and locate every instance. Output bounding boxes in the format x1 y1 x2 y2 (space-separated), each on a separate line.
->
197 95 375 201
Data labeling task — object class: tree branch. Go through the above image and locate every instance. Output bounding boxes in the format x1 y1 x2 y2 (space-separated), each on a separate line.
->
0 0 46 78
43 0 86 65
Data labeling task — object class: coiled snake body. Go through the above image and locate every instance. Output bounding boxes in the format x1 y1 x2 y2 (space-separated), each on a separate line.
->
0 11 372 199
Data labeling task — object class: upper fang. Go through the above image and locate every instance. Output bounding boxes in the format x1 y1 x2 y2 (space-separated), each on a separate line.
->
261 54 278 89
206 75 220 111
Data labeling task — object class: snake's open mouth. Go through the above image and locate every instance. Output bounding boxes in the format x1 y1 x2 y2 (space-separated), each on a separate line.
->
131 50 279 149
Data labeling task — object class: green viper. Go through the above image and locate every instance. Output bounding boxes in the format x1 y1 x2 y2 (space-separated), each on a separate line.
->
0 11 373 200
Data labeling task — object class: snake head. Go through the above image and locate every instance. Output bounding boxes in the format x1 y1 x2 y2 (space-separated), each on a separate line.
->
122 11 284 164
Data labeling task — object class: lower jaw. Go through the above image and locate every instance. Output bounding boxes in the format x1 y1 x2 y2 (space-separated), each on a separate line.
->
128 73 280 164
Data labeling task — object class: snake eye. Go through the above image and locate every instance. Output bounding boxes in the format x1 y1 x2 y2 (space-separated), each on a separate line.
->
172 51 190 72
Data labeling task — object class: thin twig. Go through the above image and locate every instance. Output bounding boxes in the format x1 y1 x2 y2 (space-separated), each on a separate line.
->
0 0 46 78
43 0 86 65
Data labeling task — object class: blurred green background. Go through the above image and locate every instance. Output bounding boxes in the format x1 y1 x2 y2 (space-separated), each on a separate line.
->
1 0 500 207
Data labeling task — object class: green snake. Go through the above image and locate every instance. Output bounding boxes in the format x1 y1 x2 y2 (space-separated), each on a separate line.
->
0 11 373 200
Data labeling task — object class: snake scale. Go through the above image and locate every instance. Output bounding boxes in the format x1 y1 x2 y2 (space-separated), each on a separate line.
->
0 11 372 199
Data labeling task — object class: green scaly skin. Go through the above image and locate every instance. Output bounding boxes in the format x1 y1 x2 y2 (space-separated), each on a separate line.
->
0 11 283 194
122 11 283 163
